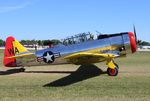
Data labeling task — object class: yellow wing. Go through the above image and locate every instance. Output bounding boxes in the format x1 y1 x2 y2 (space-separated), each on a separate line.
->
64 52 118 65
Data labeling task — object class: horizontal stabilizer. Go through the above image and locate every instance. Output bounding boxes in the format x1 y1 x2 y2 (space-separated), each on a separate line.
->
7 52 36 59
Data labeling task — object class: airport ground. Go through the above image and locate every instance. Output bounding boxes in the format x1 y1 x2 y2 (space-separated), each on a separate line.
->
0 49 150 101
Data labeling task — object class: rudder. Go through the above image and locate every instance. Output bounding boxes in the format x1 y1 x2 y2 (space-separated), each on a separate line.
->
3 36 28 67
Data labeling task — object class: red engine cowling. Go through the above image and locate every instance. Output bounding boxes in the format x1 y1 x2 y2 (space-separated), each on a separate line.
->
128 32 137 53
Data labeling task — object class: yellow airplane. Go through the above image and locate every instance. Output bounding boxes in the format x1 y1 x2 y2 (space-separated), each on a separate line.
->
3 30 137 76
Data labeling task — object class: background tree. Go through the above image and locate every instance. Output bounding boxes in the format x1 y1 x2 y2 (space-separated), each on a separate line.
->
0 39 5 46
138 40 150 46
20 40 27 45
51 39 61 45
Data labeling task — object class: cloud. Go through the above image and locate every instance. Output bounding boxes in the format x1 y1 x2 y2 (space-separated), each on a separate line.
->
0 2 31 13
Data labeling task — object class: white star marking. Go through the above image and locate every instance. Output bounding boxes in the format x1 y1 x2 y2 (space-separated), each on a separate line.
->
44 52 54 63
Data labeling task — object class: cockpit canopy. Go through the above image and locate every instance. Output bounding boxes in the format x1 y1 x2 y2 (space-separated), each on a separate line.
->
62 33 94 45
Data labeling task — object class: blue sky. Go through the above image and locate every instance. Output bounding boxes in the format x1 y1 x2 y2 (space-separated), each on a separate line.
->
0 0 150 42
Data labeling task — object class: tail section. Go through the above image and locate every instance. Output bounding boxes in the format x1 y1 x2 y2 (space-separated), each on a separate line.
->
3 36 28 67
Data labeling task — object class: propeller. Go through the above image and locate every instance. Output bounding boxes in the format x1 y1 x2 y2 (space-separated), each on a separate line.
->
133 25 139 46
133 25 138 45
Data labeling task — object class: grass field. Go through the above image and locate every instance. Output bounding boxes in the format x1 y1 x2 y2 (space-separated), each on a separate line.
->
0 49 150 101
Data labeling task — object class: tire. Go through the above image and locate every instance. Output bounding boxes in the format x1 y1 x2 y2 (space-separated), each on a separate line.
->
107 68 118 76
20 68 25 72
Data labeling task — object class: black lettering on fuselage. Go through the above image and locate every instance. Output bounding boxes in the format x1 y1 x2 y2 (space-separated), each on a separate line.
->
7 47 19 55
8 48 14 55
14 47 19 54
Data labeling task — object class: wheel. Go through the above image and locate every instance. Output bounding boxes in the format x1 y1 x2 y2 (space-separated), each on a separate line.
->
107 68 118 76
20 68 25 72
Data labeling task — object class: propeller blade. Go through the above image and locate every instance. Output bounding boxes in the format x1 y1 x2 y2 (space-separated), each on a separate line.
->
133 25 138 44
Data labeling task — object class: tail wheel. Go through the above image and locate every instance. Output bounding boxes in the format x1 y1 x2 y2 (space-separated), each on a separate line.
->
20 68 25 72
107 68 118 76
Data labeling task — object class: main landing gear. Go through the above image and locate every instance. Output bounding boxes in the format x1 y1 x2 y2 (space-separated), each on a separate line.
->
106 59 119 76
107 67 118 76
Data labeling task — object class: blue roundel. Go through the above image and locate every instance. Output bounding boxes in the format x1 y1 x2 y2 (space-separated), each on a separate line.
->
43 51 55 63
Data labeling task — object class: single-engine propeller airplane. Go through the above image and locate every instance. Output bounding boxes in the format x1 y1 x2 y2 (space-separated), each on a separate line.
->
3 28 137 76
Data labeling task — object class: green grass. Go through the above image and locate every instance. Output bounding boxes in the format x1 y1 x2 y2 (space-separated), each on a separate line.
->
0 49 150 101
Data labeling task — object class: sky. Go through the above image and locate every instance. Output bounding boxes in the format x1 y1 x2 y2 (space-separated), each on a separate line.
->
0 0 150 42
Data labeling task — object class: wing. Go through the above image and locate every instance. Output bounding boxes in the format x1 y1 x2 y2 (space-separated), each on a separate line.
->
64 52 119 65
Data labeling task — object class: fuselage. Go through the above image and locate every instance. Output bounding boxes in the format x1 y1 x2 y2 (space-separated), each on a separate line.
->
14 32 136 67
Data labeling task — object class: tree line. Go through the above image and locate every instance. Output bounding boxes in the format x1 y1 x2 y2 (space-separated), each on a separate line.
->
20 39 61 46
0 39 5 46
0 39 61 47
0 39 150 47
138 40 150 46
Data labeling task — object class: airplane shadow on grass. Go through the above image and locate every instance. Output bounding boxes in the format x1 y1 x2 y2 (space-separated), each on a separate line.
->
43 64 107 87
0 64 107 86
0 68 25 75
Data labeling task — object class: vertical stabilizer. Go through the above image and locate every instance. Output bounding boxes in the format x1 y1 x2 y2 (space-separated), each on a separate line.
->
4 36 17 67
3 36 28 67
